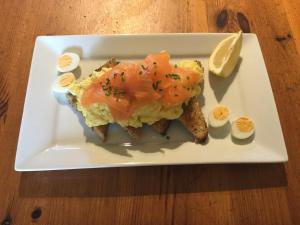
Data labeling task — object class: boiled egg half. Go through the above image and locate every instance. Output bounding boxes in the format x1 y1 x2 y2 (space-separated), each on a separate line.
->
57 53 80 72
52 72 76 93
208 105 230 127
231 116 255 139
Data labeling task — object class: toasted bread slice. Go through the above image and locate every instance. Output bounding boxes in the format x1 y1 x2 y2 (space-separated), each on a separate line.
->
66 92 109 142
66 92 77 108
92 125 109 141
124 126 142 139
151 119 171 135
179 97 208 143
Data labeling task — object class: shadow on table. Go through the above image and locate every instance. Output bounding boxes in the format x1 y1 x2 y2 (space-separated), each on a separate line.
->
18 163 287 198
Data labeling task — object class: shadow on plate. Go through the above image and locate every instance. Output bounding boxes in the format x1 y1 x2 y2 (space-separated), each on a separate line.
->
199 81 206 107
63 46 83 58
209 122 231 139
85 122 200 157
71 66 82 79
18 163 287 198
208 57 242 102
52 92 70 105
231 133 255 145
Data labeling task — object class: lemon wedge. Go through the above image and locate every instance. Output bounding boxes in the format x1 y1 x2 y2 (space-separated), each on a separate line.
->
209 31 243 77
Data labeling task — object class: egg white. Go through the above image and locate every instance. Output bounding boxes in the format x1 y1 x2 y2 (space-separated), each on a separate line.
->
52 73 75 94
231 117 255 139
56 53 80 73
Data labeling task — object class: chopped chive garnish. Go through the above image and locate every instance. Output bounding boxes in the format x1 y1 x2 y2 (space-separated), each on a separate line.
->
120 72 125 81
152 80 161 90
165 73 181 80
112 88 125 97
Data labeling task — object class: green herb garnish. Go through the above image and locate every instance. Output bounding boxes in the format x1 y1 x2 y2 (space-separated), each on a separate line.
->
120 72 125 82
152 80 161 90
102 84 112 96
112 88 126 97
165 73 181 80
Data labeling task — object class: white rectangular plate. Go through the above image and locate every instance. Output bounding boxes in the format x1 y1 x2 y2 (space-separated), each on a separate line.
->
15 33 288 171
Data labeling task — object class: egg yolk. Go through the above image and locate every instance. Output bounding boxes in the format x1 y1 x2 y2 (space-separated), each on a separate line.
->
58 74 75 87
213 106 229 120
58 55 72 68
236 117 254 132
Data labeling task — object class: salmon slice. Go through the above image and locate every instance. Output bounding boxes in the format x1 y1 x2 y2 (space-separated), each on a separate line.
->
81 52 202 125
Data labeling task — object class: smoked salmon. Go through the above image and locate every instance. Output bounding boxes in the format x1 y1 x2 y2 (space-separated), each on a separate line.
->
81 52 201 121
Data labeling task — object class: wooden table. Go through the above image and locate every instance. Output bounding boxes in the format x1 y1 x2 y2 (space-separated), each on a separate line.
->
1 0 300 224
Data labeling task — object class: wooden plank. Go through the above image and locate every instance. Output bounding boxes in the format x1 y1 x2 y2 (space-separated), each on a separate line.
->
0 0 300 225
282 0 300 54
206 1 300 224
0 1 206 225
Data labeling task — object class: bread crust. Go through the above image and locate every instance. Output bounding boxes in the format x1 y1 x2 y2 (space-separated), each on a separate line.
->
179 97 208 143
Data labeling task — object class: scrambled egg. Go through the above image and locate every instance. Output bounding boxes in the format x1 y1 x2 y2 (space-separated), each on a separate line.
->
69 60 204 128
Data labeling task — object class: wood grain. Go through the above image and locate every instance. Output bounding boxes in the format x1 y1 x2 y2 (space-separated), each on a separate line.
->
0 0 300 224
0 73 9 124
282 0 300 54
